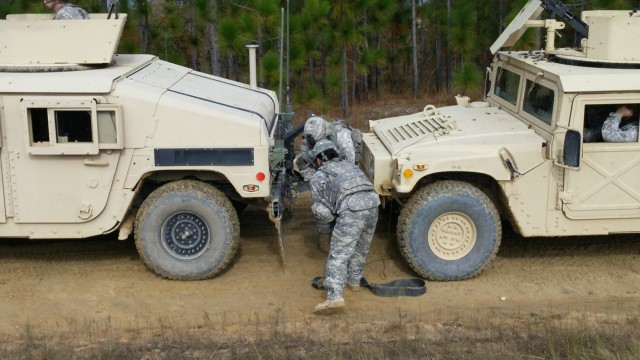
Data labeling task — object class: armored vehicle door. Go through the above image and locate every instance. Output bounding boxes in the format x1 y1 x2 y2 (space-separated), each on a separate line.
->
561 95 640 220
10 97 123 223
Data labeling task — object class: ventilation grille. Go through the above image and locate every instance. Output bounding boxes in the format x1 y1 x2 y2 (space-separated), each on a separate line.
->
381 115 457 145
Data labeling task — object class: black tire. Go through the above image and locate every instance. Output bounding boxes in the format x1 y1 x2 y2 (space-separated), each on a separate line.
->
134 180 240 280
397 181 501 281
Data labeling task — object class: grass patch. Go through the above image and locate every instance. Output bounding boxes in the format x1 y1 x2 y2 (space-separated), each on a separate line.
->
1 309 639 359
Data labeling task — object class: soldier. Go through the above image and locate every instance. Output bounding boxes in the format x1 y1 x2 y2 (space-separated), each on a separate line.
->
298 115 356 179
602 105 639 142
44 0 90 20
296 115 358 253
309 139 380 314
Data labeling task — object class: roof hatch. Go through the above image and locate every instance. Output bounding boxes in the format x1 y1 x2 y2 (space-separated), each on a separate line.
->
0 13 126 68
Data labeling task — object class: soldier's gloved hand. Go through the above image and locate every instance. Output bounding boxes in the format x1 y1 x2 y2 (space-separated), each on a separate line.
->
294 154 310 172
294 154 316 181
311 203 335 224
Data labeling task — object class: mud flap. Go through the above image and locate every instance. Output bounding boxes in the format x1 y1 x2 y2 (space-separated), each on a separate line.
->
269 169 287 268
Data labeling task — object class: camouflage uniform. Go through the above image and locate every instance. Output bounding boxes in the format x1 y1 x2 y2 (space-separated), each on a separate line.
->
54 3 89 20
602 112 639 142
329 124 356 164
310 159 380 301
299 117 356 181
299 116 357 241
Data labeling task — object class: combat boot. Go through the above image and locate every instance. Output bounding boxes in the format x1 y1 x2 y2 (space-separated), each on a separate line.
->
318 233 331 253
313 298 345 315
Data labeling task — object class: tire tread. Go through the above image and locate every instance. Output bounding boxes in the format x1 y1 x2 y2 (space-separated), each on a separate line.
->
397 180 501 281
134 180 240 280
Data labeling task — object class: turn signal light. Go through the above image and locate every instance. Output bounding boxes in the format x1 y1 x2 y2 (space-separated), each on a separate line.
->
243 185 259 192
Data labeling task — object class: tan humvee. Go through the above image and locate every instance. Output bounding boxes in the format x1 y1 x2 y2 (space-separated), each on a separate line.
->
0 14 288 280
361 0 640 280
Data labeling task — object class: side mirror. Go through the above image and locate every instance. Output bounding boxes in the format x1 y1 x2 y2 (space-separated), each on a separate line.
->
558 129 581 169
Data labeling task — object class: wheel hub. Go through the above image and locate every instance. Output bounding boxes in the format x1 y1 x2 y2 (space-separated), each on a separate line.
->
427 212 476 260
162 212 210 259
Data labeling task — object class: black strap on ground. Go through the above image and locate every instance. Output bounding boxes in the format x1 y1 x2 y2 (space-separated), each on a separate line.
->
311 276 426 297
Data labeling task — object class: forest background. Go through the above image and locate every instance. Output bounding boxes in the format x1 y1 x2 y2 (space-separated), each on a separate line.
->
0 0 636 117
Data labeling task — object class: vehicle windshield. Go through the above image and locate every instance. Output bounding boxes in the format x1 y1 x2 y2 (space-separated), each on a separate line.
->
494 67 520 105
523 80 555 125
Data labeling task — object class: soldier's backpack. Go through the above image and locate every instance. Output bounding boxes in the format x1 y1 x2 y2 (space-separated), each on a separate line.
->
328 120 363 164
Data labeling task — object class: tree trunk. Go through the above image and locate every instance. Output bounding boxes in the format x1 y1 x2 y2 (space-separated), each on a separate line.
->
446 0 451 93
342 46 349 117
412 0 418 99
352 45 357 106
188 1 197 69
138 16 149 54
435 21 441 92
376 35 381 98
499 0 504 34
208 0 221 76
363 11 369 102
309 57 315 83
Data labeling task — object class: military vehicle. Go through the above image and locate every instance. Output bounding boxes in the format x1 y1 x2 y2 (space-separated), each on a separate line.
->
0 13 295 280
361 0 640 280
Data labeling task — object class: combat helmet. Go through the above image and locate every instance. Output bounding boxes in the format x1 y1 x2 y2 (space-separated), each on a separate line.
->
304 116 328 141
311 139 338 160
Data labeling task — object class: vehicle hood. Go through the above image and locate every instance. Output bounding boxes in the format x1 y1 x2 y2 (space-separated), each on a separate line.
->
370 104 546 176
128 59 279 132
371 104 543 153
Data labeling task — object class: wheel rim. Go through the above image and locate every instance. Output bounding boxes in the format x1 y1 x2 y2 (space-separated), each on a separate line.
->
161 212 210 260
427 211 477 261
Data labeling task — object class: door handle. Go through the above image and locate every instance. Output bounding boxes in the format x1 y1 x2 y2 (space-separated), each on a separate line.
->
84 159 109 166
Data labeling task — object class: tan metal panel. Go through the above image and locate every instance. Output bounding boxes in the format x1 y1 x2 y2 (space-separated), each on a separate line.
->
0 54 154 94
0 14 126 65
584 11 640 61
563 146 640 220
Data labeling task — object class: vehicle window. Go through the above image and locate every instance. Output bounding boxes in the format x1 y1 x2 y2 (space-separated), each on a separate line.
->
29 108 49 144
55 110 92 143
494 67 520 105
583 104 615 143
97 110 117 144
583 103 640 143
24 100 122 154
28 108 94 144
523 80 554 125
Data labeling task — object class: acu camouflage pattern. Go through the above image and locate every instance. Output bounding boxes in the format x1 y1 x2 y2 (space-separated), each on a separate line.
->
310 160 378 215
328 122 357 164
303 116 327 141
298 117 356 183
602 112 639 142
324 207 378 300
54 3 89 20
309 156 376 234
309 159 380 300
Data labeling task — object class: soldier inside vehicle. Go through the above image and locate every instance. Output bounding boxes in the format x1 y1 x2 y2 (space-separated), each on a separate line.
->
583 104 640 143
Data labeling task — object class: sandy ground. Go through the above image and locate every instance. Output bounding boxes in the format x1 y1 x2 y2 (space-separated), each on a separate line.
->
0 192 639 343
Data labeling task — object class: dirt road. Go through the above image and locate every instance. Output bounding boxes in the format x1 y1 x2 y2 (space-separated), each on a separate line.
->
0 192 639 341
